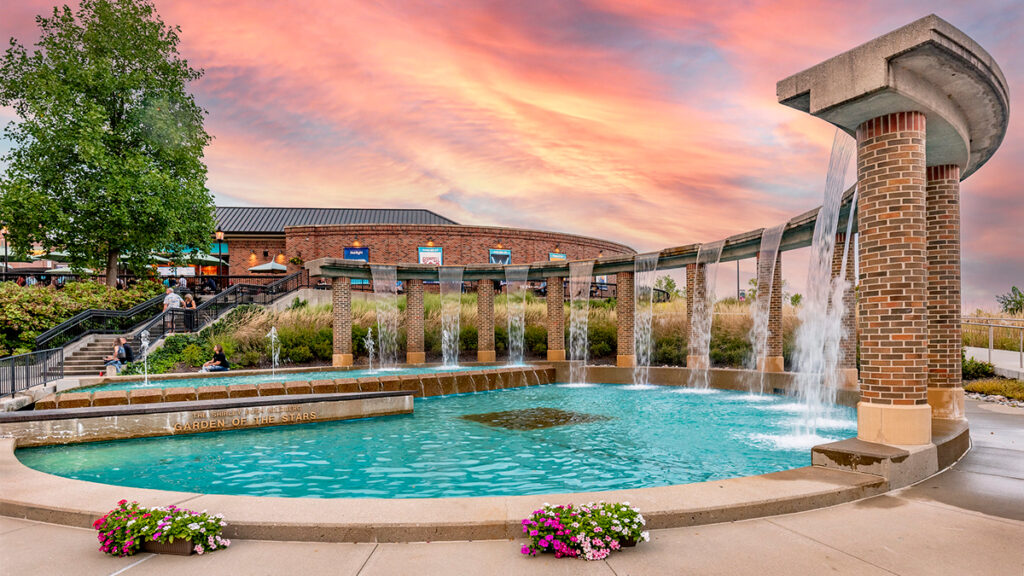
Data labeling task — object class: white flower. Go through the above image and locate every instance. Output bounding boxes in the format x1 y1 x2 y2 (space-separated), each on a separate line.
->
126 519 135 526
641 531 650 542
187 522 201 531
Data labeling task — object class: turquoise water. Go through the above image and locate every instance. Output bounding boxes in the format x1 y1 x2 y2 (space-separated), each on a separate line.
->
17 385 857 498
86 365 486 392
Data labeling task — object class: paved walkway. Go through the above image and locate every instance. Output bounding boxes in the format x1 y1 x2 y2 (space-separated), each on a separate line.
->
2 400 1022 576
966 346 1024 380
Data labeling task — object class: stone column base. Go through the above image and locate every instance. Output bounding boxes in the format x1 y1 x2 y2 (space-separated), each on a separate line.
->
332 353 353 367
478 350 496 363
616 354 636 368
757 356 785 373
547 349 566 362
927 387 966 420
857 402 932 445
406 352 426 365
686 355 709 370
840 368 859 390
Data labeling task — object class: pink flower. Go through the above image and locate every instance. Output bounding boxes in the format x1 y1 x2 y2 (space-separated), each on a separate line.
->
195 545 204 555
520 545 530 555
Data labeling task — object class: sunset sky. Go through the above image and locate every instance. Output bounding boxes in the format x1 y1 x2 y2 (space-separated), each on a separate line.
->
1 1 1021 309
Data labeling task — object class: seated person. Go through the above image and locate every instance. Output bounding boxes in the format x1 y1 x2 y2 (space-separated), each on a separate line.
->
199 344 230 373
103 341 125 373
119 336 134 364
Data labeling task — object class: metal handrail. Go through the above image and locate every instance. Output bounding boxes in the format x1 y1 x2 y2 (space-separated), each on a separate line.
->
962 320 1023 369
33 293 167 350
1 348 63 398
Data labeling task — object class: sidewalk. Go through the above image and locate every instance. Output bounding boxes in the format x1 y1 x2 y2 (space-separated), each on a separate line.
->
966 346 1024 380
1 400 1022 576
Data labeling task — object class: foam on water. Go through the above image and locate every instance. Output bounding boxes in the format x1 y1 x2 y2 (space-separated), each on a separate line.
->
749 433 838 452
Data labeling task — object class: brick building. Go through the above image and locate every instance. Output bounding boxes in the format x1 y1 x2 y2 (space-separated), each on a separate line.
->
214 207 634 274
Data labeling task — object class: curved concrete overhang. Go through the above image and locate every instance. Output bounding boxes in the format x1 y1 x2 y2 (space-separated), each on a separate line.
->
307 187 856 281
777 14 1009 179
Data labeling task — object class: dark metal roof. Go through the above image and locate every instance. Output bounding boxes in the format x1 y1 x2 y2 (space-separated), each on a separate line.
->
215 207 459 234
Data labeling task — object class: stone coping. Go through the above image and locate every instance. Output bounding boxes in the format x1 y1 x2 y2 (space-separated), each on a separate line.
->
0 436 887 542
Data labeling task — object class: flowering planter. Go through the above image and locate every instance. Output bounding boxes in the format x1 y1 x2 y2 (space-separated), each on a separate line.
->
620 538 637 548
141 538 194 556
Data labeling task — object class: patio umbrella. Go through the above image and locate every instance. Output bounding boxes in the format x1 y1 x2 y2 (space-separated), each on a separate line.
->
47 267 93 274
248 261 287 273
32 251 70 261
181 252 224 265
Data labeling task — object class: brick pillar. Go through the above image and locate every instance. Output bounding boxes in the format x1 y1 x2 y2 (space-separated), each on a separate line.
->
477 279 496 362
685 263 708 368
926 165 964 419
856 111 931 445
405 279 425 364
546 276 565 361
832 233 857 388
762 252 784 372
616 271 635 367
331 277 353 367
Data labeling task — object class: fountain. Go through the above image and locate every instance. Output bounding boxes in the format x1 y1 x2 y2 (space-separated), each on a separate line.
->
504 265 530 366
370 265 400 370
365 327 375 372
568 260 594 386
687 240 724 390
792 129 855 434
139 330 150 387
631 252 660 388
747 223 786 394
439 266 464 367
266 326 280 377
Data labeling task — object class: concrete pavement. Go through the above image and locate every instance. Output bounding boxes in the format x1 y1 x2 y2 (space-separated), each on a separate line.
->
2 400 1022 576
966 346 1024 380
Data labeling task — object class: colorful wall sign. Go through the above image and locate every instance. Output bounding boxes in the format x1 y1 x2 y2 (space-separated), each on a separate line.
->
344 247 370 285
489 248 512 265
418 246 443 266
548 252 567 261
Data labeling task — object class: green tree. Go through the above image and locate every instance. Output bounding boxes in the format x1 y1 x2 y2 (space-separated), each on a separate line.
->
0 0 214 285
654 274 683 300
996 286 1024 315
790 293 803 306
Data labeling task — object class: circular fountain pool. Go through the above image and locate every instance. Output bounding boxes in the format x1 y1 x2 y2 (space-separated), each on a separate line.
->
16 385 856 498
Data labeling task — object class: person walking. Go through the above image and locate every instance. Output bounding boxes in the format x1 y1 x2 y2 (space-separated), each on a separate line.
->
163 287 184 334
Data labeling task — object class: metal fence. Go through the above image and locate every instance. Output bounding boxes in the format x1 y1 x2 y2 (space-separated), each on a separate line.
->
0 348 63 398
962 319 1024 368
33 293 167 351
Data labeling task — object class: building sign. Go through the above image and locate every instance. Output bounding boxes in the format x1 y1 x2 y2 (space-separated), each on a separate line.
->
418 246 443 266
489 248 512 265
344 247 370 285
549 252 567 261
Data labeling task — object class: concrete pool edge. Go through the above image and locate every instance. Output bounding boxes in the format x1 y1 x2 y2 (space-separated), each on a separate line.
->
0 436 889 542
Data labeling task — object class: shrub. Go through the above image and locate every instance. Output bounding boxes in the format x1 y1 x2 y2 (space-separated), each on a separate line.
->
310 327 333 360
351 325 369 357
93 500 231 557
654 335 684 366
963 378 1024 401
525 325 547 356
709 328 751 367
962 349 996 380
494 325 508 353
588 324 616 359
181 343 209 367
286 344 313 364
459 326 478 352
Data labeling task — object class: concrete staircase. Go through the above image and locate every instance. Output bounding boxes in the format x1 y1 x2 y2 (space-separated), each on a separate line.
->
62 336 123 377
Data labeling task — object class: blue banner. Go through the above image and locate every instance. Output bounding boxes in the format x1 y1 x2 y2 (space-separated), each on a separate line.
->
489 248 511 265
344 247 370 285
549 252 567 261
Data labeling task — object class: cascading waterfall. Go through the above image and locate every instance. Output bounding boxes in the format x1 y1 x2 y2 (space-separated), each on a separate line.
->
568 260 595 386
822 187 859 396
631 252 660 388
792 129 856 436
504 265 530 366
365 327 375 372
439 266 464 367
687 240 724 390
370 265 400 370
747 223 786 394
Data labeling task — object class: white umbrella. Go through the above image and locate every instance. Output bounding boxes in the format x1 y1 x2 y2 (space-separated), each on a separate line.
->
47 267 92 274
181 252 224 265
248 261 287 273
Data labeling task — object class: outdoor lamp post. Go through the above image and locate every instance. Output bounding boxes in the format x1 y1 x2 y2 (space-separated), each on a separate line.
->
215 228 224 288
1 225 8 276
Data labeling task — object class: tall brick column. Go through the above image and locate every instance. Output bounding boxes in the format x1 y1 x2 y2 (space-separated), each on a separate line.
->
546 276 565 361
477 279 496 362
331 277 353 367
405 279 425 364
762 253 784 372
685 263 708 368
856 111 931 445
926 165 964 419
616 271 635 367
832 233 857 387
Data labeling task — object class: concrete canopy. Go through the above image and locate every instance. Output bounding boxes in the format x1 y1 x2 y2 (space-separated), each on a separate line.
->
777 14 1009 179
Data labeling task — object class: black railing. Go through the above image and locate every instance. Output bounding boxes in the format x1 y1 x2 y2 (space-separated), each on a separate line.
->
34 293 167 351
1 348 63 398
131 271 306 350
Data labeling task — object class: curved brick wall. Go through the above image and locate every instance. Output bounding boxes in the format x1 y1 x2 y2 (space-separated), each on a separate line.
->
281 224 635 271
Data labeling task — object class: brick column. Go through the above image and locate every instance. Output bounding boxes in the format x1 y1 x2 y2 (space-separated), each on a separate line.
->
546 276 565 361
685 263 708 368
926 165 964 419
331 277 353 367
616 271 635 367
477 279 496 362
832 233 857 387
856 111 931 445
762 253 784 372
405 279 425 364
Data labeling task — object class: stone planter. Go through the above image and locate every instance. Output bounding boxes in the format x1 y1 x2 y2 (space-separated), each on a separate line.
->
141 538 194 556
